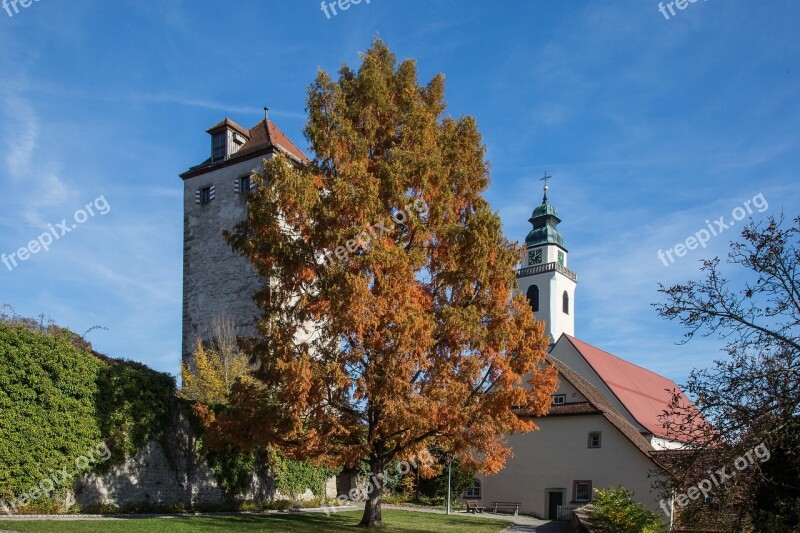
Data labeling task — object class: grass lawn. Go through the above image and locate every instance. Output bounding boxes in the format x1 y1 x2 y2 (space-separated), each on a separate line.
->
1 509 513 533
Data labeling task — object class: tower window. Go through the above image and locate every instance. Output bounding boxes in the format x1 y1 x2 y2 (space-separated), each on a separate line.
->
239 175 251 195
527 285 539 314
197 185 215 205
463 479 481 499
563 291 569 315
588 432 601 448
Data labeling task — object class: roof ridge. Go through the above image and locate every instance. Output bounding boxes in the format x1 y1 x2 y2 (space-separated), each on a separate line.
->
264 119 273 145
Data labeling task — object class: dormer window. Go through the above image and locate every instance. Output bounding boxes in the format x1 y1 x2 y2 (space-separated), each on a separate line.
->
212 133 226 162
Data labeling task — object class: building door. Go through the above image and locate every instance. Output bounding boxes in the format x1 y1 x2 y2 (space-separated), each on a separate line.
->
548 491 563 520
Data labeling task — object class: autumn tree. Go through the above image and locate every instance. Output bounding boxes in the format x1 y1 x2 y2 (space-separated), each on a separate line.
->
655 215 800 531
215 39 557 527
181 316 254 405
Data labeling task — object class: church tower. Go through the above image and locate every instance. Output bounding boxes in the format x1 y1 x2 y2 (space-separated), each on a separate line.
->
516 174 577 343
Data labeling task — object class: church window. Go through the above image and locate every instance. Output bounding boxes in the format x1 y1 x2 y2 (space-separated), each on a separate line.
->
562 291 569 315
527 285 539 313
463 479 481 499
588 432 601 448
574 481 592 502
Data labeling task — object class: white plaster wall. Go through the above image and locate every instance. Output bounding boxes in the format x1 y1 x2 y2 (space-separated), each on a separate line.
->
476 415 664 518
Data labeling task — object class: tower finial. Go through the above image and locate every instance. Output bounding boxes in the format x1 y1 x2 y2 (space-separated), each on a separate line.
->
264 106 269 123
539 171 552 202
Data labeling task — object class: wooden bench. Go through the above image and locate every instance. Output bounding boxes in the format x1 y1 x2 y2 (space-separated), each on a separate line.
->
465 500 485 514
491 501 521 515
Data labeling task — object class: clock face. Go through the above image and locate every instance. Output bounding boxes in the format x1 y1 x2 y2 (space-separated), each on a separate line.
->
528 249 542 265
558 251 565 266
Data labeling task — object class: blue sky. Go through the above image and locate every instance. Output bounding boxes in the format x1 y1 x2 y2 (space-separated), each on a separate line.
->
0 0 797 383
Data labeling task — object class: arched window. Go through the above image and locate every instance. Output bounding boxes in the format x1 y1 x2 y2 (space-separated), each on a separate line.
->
527 285 539 313
464 479 481 499
563 291 570 315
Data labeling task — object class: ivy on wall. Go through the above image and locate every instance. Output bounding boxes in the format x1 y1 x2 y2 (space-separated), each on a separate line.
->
0 324 104 500
0 320 175 503
0 314 337 509
269 447 339 499
95 358 175 467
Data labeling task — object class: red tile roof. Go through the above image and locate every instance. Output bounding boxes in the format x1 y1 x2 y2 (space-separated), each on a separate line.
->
180 118 309 179
564 335 707 442
238 119 309 163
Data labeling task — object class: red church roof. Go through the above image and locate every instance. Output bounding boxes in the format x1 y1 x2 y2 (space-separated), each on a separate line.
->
564 335 707 442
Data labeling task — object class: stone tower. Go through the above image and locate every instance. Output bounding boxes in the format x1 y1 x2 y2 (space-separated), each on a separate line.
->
179 116 308 362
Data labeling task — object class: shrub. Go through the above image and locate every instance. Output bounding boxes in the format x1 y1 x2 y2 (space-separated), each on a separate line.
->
589 486 667 533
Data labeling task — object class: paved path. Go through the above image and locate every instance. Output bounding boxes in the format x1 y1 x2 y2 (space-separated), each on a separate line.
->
382 505 571 531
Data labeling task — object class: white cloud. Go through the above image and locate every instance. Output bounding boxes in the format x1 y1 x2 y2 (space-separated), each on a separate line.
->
2 95 38 177
1 92 74 227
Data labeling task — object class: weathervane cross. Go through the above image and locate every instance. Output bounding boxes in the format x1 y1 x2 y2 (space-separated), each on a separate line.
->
540 171 552 188
540 171 552 200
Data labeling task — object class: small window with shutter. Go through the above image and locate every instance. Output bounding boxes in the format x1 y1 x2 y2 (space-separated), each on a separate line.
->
197 185 215 205
237 175 251 195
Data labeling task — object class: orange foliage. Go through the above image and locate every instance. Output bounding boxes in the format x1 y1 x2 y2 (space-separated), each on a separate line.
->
216 39 558 526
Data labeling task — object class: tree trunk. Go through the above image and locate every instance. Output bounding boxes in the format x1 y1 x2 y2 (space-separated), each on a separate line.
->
359 491 383 527
358 457 385 527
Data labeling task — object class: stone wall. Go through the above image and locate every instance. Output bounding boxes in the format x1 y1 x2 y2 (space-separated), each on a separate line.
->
71 402 333 509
